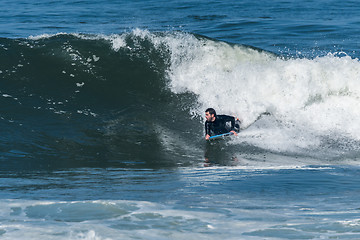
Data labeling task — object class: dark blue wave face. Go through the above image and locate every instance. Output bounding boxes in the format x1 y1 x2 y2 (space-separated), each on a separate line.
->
0 34 204 171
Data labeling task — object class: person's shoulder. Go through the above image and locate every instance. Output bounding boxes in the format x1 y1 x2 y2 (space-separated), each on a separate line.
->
217 114 233 119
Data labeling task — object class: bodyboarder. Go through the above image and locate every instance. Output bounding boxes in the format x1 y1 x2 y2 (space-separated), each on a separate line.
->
204 108 240 140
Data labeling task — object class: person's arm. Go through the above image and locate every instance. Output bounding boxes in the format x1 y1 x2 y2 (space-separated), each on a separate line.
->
229 130 238 136
230 116 235 131
205 122 210 139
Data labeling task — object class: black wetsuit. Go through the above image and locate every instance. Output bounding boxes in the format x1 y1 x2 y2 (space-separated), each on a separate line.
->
205 115 238 136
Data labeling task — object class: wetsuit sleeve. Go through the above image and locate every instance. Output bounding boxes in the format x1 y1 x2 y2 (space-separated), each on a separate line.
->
205 121 210 135
230 116 235 130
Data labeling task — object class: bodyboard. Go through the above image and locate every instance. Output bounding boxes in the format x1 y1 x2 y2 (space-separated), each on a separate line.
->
208 132 234 140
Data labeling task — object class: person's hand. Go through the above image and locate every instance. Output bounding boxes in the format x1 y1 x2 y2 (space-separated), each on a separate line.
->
230 130 238 136
205 134 210 140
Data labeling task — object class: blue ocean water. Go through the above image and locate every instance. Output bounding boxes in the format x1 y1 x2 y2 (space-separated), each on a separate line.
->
1 0 360 239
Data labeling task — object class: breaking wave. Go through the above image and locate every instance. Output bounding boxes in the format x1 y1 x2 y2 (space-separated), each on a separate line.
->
1 29 359 170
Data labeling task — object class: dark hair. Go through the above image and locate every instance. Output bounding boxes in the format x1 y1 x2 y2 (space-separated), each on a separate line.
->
205 108 216 116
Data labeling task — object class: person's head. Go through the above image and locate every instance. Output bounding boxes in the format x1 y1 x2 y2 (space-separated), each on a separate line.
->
205 108 216 122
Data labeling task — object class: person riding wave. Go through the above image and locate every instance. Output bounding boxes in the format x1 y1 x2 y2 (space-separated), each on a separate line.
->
204 108 240 140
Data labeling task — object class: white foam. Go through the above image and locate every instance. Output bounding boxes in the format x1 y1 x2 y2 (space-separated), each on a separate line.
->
154 32 360 152
167 44 360 129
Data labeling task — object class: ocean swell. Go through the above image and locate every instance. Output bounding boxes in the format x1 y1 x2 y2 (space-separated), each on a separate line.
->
1 29 360 170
